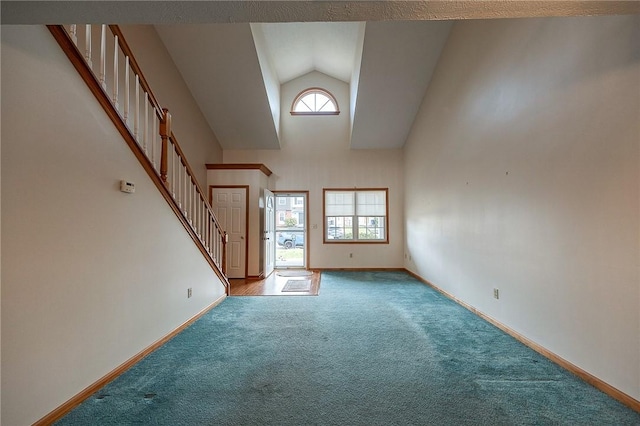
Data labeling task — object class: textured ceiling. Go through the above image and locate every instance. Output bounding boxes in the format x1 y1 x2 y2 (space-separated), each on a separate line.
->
3 1 637 24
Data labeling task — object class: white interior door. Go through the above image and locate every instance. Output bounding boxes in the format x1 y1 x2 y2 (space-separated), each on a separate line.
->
212 187 247 279
264 189 275 278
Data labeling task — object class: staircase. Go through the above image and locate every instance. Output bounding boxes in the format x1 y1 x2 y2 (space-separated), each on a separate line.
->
48 24 229 292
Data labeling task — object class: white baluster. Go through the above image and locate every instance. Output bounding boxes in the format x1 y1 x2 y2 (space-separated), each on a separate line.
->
172 150 176 199
152 113 157 170
186 173 191 222
194 188 198 232
112 35 119 108
134 75 140 142
69 25 77 45
84 25 92 67
124 56 130 122
177 155 182 209
180 162 183 211
193 184 197 229
214 225 218 262
171 150 175 198
192 184 196 230
194 186 197 232
200 198 203 239
144 93 149 154
213 221 216 258
185 169 190 218
99 24 106 89
184 167 188 217
206 212 210 250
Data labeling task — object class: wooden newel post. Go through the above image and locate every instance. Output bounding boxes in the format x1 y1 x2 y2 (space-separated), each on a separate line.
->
160 108 171 184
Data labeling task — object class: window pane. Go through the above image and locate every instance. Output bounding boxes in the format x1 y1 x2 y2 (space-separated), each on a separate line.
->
357 216 385 240
294 94 315 112
319 100 336 112
306 94 318 111
292 89 338 113
326 216 352 240
315 94 332 112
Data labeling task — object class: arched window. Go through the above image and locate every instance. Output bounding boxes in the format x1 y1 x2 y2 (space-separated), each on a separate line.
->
291 88 340 115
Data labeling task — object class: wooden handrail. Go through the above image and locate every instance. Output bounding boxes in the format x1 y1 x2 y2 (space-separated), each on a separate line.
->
48 24 229 291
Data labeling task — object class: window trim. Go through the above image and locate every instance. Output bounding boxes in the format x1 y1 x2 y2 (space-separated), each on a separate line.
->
291 87 340 116
323 188 389 244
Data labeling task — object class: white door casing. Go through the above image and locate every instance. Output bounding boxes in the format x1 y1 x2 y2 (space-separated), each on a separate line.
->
264 189 275 278
211 187 247 279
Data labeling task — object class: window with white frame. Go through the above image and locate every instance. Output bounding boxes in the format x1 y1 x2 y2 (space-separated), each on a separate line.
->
291 88 340 115
324 189 388 243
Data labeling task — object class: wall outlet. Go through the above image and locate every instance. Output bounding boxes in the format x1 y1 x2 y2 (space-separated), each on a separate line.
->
349 253 353 258
493 288 499 299
187 288 192 298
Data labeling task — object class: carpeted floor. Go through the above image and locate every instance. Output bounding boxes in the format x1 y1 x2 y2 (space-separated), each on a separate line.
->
56 271 639 425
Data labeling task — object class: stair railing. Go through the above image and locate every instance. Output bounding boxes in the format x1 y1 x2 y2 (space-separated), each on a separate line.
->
48 24 229 291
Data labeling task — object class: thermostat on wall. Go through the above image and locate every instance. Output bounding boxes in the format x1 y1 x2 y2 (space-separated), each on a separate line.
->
120 180 135 194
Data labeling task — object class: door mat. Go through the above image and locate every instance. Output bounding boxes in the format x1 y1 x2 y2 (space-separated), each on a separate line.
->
282 279 312 292
277 270 313 277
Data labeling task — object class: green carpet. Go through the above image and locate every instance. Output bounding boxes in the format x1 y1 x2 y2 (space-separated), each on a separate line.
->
56 271 639 425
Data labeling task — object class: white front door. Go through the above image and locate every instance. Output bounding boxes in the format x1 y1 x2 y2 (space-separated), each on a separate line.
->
211 187 247 279
264 189 275 278
275 192 307 269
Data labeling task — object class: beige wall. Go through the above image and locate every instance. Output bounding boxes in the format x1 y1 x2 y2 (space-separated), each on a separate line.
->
1 26 226 425
120 25 223 189
224 71 405 269
404 15 640 400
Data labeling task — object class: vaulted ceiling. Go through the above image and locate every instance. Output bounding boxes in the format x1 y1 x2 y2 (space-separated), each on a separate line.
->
3 1 634 150
154 21 452 150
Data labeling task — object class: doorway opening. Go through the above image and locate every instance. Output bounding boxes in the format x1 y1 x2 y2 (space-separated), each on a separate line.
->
274 192 308 269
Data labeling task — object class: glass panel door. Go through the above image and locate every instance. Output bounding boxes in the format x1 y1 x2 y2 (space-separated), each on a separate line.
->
274 193 306 269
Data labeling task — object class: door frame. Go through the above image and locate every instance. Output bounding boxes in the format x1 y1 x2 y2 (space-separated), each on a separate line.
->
263 189 276 278
209 185 249 279
273 190 310 269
